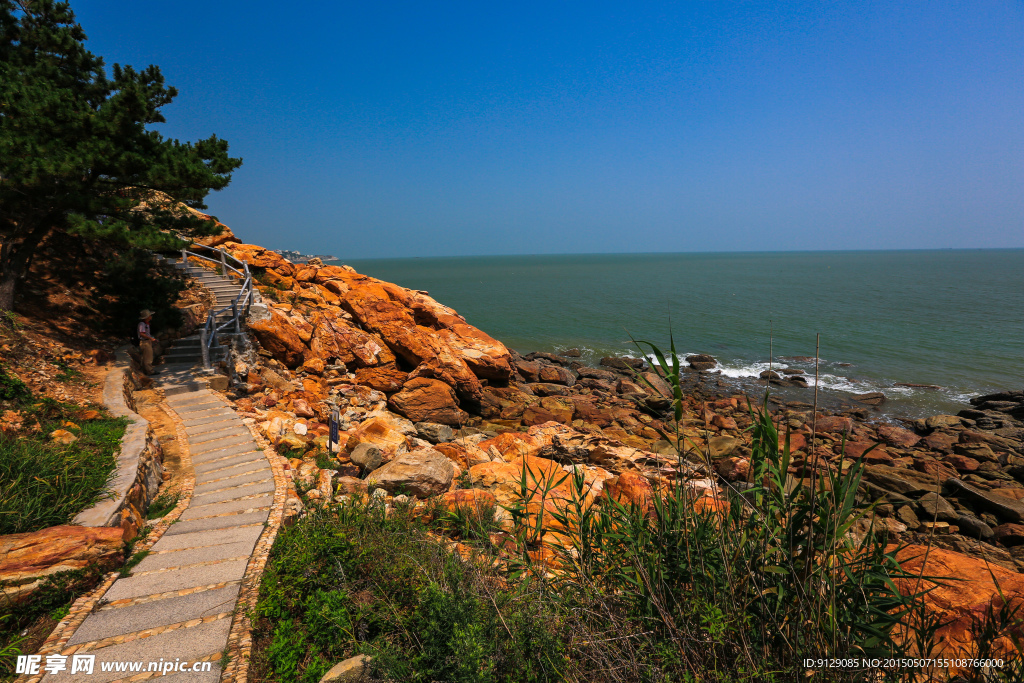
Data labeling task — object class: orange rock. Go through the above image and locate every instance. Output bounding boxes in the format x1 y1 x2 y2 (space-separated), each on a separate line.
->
49 429 77 445
294 265 318 282
249 308 307 368
345 415 408 464
693 493 729 514
438 489 497 517
260 268 294 291
354 364 408 393
894 545 1024 664
307 308 393 368
337 276 484 399
877 423 922 448
301 357 326 375
711 414 737 430
0 526 124 596
779 431 808 453
408 294 512 380
605 470 654 515
228 243 296 276
313 284 340 305
388 377 468 426
435 442 490 470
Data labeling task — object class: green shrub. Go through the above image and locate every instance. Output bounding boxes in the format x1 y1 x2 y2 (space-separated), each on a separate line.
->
251 502 566 683
0 364 30 402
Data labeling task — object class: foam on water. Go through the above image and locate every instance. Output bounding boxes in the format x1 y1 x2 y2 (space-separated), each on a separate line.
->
643 352 977 415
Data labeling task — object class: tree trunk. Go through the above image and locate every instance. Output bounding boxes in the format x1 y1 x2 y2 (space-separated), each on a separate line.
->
0 222 50 312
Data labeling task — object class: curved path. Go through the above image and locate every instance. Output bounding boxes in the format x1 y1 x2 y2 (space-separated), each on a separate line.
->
40 389 278 683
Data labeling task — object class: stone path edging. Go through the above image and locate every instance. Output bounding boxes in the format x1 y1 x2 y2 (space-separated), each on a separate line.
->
219 409 291 683
73 350 163 530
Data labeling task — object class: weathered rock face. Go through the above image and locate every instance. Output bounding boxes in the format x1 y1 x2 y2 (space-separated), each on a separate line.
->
388 377 467 426
0 526 124 604
353 364 408 393
606 471 654 514
229 243 295 275
895 545 1024 663
249 308 308 368
367 448 455 498
345 415 409 464
307 308 393 368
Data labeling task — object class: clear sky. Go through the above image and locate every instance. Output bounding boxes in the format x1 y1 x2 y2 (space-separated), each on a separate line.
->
74 1 1023 257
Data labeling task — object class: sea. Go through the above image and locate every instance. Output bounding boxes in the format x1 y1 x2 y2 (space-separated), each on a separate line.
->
338 250 1024 422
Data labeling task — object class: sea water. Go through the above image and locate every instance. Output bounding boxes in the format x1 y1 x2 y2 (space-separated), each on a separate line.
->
341 249 1024 420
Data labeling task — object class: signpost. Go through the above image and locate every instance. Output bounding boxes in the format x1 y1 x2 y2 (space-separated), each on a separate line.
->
328 401 340 453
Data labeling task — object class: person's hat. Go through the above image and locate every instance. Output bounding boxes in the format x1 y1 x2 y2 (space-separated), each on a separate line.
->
139 309 155 319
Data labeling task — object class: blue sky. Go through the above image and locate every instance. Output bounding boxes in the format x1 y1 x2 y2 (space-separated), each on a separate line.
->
75 1 1023 257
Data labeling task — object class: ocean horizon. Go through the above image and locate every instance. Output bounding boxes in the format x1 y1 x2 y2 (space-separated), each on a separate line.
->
332 248 1024 420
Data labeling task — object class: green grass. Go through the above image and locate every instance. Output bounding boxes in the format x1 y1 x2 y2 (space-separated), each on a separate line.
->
0 398 127 535
146 491 180 519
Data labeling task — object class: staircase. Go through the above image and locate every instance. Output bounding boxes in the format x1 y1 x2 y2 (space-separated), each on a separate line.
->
154 253 252 395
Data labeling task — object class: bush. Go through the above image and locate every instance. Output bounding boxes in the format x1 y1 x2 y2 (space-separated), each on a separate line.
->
251 502 566 683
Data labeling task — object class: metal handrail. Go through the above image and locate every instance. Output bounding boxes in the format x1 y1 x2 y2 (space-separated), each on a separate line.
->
180 244 248 280
182 245 256 370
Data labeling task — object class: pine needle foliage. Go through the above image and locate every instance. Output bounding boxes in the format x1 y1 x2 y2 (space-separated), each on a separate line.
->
0 0 242 309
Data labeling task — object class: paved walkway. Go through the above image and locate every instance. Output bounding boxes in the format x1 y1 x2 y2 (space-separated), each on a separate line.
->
43 390 275 682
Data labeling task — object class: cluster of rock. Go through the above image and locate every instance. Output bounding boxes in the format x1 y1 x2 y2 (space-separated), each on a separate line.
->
207 239 1024 576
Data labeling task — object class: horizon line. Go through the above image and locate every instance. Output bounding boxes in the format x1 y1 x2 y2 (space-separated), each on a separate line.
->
318 245 1024 262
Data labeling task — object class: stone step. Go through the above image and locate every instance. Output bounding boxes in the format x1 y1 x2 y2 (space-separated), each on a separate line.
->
65 584 241 646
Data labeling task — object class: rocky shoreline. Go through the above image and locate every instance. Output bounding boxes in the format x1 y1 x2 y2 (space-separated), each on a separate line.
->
189 230 1024 578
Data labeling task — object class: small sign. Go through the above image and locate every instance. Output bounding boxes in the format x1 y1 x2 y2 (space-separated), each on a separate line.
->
329 406 340 452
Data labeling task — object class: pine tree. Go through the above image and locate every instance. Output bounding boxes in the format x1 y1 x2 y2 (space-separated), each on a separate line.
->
0 0 242 310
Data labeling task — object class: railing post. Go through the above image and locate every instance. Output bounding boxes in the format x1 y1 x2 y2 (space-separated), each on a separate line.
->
220 251 227 278
181 248 187 267
200 327 210 370
233 302 240 334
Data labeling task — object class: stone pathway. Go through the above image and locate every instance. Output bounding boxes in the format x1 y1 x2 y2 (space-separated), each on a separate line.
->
41 390 276 683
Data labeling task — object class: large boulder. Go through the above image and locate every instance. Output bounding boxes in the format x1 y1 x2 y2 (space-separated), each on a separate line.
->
345 415 409 464
336 276 484 399
228 243 295 276
367 448 455 498
249 308 308 368
307 308 394 368
354 364 409 393
894 545 1024 664
406 293 512 380
0 526 124 605
388 377 467 426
